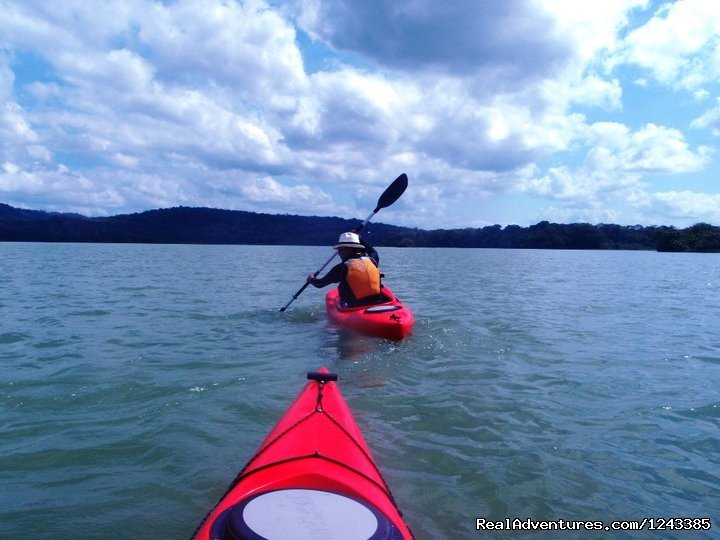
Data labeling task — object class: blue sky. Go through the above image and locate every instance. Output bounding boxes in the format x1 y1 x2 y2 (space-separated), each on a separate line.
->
2 0 720 229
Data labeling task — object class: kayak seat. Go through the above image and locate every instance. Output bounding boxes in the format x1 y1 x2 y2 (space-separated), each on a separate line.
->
209 488 404 539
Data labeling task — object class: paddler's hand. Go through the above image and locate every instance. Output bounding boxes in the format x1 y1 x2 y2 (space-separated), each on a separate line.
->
306 274 315 284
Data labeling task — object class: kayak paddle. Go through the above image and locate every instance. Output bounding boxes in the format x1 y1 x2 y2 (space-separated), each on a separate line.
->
279 173 408 312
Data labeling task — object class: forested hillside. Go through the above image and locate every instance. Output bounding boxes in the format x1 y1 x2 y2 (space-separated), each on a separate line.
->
1 203 718 252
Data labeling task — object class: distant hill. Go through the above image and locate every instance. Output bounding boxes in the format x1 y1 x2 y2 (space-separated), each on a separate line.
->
0 204 409 246
0 203 88 222
1 203 718 252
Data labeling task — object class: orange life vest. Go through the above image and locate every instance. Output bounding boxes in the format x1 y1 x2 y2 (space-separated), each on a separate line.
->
345 257 381 299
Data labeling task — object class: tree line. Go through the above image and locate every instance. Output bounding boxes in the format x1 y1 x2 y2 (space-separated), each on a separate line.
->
383 221 720 252
1 203 719 252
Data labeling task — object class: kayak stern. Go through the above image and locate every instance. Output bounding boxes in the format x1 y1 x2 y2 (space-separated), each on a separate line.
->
325 287 414 340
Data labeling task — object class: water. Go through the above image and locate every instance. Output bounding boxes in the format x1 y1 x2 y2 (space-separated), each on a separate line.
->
1 243 719 539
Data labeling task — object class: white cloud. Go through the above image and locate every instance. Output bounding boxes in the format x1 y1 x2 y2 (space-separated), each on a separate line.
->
297 68 407 147
44 48 156 96
539 0 649 65
691 98 720 135
567 74 622 110
537 204 625 226
0 161 43 192
0 0 719 229
2 101 37 143
139 0 308 109
0 161 123 213
238 175 333 208
0 59 50 166
586 122 711 174
296 0 572 84
523 122 711 215
617 0 720 89
2 1 297 171
650 190 720 224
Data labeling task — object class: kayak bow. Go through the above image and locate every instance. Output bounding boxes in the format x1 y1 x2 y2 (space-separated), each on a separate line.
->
325 286 414 341
193 369 413 540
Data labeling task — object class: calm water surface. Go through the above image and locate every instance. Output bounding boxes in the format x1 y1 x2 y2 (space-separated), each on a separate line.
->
1 243 719 539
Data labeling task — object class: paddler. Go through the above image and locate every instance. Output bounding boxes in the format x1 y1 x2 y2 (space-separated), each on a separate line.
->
307 231 386 307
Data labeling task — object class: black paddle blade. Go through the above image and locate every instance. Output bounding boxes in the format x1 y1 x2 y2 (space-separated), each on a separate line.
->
374 173 408 212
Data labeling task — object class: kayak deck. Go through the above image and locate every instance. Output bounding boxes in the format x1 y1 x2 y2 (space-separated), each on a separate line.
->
325 286 414 340
193 370 413 539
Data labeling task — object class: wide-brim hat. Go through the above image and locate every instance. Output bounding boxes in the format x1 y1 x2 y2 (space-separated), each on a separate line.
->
333 231 363 249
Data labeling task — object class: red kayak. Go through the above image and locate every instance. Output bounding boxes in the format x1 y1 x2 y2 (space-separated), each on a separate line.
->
193 369 414 540
325 286 414 341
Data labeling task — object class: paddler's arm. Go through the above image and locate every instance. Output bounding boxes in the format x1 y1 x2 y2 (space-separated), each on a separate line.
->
359 237 379 266
307 263 344 288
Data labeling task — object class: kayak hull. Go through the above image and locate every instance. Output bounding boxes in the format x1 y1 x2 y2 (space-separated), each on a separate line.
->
193 369 413 539
325 286 414 340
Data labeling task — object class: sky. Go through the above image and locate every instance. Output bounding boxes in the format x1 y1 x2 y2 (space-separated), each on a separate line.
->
2 0 720 229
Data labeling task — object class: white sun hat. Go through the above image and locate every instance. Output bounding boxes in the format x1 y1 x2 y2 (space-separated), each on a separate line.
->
333 231 363 249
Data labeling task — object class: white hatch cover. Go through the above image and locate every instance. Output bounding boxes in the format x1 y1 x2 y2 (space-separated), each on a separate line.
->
243 488 379 539
364 305 401 313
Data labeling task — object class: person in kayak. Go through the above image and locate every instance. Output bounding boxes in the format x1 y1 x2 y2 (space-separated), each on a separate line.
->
307 231 387 307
